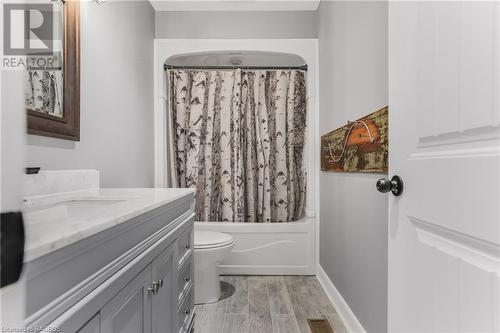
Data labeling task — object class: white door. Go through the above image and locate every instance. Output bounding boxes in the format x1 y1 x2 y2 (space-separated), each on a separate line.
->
388 1 500 332
0 69 27 327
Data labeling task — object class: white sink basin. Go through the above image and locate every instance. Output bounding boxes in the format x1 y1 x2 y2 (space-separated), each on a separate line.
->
25 198 128 223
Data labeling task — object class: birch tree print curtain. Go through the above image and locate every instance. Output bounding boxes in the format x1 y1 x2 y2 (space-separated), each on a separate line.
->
168 69 307 223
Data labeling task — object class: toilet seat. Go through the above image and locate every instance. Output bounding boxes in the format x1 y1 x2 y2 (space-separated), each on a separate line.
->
195 231 233 250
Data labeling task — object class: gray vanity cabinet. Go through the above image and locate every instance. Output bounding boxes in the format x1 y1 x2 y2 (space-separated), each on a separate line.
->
27 198 196 333
72 226 193 333
100 266 152 333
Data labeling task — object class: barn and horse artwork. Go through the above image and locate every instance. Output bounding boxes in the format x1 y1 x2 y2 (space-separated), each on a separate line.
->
321 106 388 174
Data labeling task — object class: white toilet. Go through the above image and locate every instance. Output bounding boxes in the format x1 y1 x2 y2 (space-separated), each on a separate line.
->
194 231 234 304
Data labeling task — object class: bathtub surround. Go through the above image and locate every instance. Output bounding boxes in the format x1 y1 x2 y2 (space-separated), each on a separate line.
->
318 2 389 333
154 39 319 275
26 1 155 188
195 219 315 275
169 69 307 223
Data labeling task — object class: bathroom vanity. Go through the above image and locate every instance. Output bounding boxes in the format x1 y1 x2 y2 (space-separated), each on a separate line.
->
23 186 195 333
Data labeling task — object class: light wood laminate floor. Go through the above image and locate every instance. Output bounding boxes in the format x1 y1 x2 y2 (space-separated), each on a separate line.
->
194 276 348 333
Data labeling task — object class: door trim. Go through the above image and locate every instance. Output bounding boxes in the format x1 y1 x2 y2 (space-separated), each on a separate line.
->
410 216 500 274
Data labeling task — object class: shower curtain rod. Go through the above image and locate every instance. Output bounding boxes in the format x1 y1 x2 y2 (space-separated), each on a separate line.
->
164 64 308 71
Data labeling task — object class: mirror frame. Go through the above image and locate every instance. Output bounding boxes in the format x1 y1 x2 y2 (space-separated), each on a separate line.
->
27 1 80 141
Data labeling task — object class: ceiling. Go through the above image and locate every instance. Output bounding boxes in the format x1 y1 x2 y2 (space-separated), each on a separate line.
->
149 0 321 12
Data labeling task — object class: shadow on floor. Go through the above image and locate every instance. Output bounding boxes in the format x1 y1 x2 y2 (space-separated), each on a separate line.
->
220 280 236 301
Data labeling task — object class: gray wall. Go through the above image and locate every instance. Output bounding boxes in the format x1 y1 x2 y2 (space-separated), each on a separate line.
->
26 1 155 188
318 2 388 333
155 11 318 38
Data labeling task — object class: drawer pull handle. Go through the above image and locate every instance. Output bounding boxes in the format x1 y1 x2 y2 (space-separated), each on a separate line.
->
184 275 191 282
184 309 191 315
184 243 191 250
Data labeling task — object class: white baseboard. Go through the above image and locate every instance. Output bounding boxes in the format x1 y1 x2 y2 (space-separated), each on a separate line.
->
316 265 367 333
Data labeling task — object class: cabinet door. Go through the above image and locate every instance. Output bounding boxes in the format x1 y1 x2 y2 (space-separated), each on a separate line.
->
77 313 100 333
151 244 176 333
100 267 152 333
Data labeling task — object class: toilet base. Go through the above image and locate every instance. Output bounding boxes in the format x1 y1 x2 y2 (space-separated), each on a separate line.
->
193 241 234 305
194 264 221 304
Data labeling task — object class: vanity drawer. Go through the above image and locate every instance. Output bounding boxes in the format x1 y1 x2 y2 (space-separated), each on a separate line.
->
177 227 193 268
177 257 193 304
177 286 194 333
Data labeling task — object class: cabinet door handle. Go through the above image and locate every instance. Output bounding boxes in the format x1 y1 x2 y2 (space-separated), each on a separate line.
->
152 280 161 294
147 286 156 295
158 278 163 288
184 275 191 282
184 243 191 250
184 309 191 315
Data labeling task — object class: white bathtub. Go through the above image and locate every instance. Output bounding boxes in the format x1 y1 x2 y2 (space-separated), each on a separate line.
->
194 217 316 275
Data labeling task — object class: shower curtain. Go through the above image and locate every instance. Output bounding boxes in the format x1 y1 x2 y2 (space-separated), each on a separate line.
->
168 68 307 223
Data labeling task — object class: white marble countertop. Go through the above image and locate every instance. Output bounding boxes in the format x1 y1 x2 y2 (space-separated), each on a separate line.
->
23 188 195 262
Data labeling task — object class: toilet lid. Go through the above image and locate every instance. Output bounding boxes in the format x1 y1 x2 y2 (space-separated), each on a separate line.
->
195 231 233 249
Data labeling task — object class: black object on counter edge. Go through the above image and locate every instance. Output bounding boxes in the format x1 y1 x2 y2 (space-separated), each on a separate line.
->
25 167 40 175
1 212 25 288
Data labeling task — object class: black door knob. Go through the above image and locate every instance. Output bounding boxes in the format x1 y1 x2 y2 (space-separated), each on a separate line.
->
376 175 403 196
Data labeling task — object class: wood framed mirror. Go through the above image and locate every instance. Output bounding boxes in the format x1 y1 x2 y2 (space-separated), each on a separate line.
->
26 1 80 141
